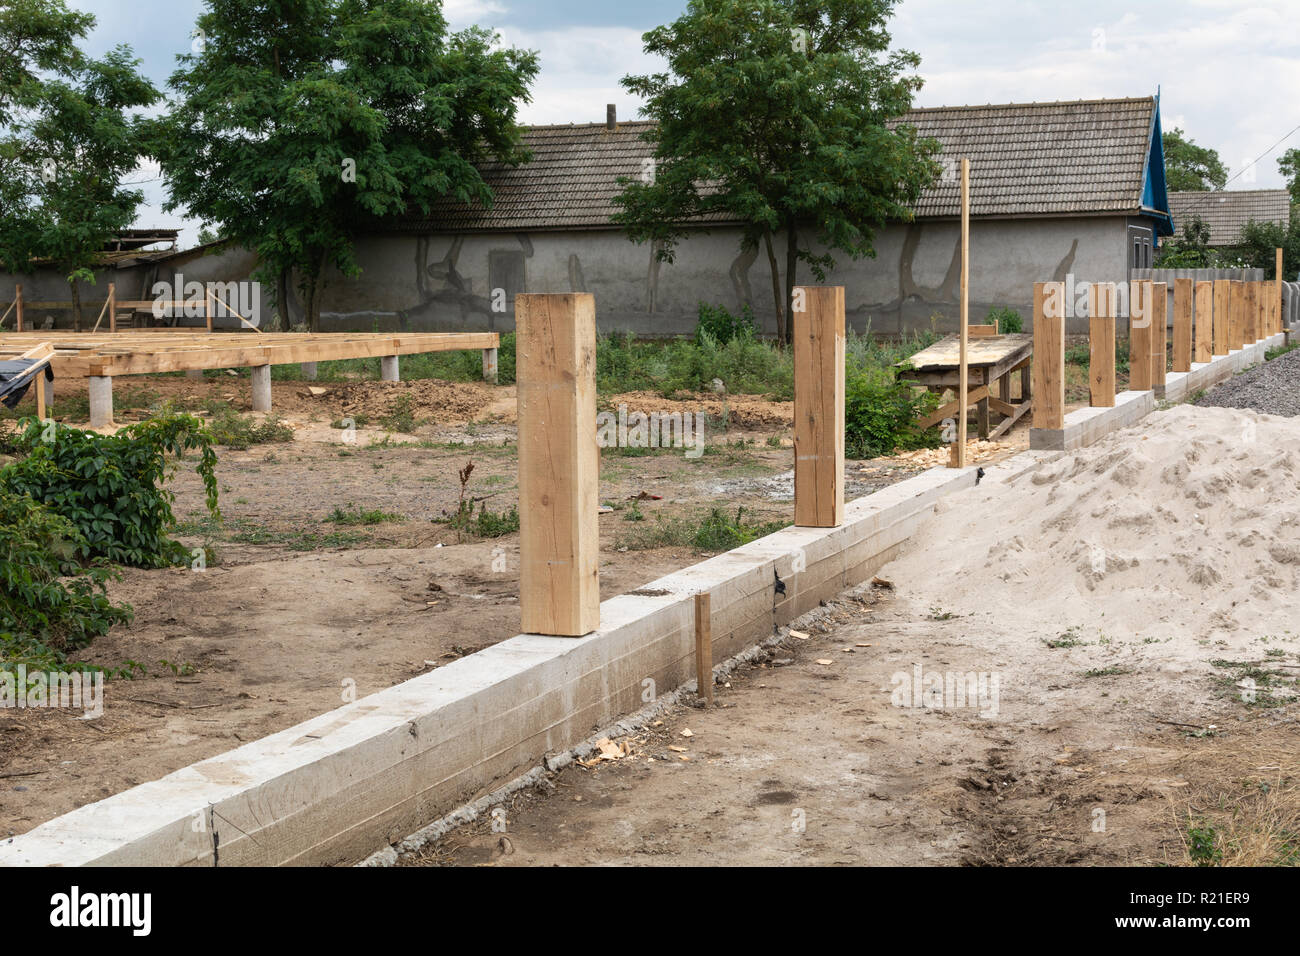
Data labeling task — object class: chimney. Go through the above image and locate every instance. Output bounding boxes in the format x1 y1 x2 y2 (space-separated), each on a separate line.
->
606 104 616 131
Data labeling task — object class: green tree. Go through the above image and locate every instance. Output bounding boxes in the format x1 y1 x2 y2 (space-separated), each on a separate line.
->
1156 214 1216 268
1162 128 1228 192
1278 148 1300 206
0 4 158 329
613 0 938 342
1237 217 1299 279
154 0 539 331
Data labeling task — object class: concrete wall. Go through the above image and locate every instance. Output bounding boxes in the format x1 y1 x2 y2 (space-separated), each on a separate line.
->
2 215 1132 336
316 216 1130 337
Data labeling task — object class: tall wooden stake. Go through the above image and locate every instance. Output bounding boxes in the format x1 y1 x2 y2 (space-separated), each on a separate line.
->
1088 283 1115 407
1151 281 1167 387
1229 280 1245 351
1193 281 1213 363
1173 278 1193 373
108 283 117 333
694 592 713 706
793 285 845 526
14 284 23 333
1212 280 1230 356
516 293 599 637
950 157 970 468
1278 248 1286 337
1032 282 1065 428
1129 280 1153 392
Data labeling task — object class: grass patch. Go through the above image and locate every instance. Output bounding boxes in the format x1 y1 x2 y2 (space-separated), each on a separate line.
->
615 506 788 553
327 504 404 525
1209 659 1297 709
1266 341 1299 361
205 402 294 449
1082 666 1131 678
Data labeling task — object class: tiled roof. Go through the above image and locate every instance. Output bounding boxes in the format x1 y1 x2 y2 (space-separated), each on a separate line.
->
393 96 1159 233
1167 189 1293 246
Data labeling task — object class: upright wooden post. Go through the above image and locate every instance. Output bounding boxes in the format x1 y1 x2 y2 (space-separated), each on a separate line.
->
1088 283 1115 407
1244 282 1257 343
108 283 117 333
1277 248 1286 336
14 284 22 333
1173 278 1193 373
35 370 46 420
205 288 214 333
1194 281 1213 363
1129 280 1153 392
1212 280 1230 355
793 286 845 526
516 293 599 637
1151 281 1167 387
1229 280 1245 350
1255 281 1267 340
1032 282 1065 428
694 592 713 706
950 157 971 468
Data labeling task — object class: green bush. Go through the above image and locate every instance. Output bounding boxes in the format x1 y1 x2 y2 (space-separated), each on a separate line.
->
843 363 940 460
695 302 758 346
985 307 1023 333
206 402 294 448
0 414 220 568
0 490 133 669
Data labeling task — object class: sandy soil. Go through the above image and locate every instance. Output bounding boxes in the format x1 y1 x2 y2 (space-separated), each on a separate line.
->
402 403 1300 867
0 373 1028 839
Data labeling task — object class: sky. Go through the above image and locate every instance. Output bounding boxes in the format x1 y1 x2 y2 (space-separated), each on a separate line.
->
64 0 1300 248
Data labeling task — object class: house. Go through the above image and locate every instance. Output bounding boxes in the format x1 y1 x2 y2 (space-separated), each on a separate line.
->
314 94 1173 336
1166 189 1292 247
3 98 1175 336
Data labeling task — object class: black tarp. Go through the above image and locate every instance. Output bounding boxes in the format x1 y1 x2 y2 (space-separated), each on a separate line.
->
0 359 53 409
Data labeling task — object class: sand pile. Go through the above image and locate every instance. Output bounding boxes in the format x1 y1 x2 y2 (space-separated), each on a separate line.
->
883 404 1300 653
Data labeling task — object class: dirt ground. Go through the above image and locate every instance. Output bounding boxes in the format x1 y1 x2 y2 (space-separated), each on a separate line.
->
400 403 1300 868
0 373 1025 839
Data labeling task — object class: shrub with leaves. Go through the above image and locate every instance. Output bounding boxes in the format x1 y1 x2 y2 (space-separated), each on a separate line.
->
844 363 940 460
0 490 132 669
695 302 758 346
0 413 220 567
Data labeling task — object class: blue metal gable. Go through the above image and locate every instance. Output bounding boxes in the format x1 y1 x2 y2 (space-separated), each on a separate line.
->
1143 93 1175 237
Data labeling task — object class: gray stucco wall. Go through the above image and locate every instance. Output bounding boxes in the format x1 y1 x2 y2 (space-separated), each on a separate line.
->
313 215 1130 337
2 215 1132 336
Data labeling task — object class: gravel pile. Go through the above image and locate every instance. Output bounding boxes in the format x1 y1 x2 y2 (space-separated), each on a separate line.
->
1194 345 1300 417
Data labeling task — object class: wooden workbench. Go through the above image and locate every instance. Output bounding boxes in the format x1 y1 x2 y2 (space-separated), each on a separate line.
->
898 332 1033 440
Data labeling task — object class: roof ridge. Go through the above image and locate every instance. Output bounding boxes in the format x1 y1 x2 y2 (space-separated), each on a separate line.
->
903 95 1154 113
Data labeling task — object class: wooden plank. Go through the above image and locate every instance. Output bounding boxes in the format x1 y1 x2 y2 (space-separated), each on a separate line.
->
109 284 116 334
1173 278 1193 373
793 285 845 527
1151 281 1167 387
1088 283 1116 407
988 398 1030 440
1213 280 1230 355
1129 280 1153 392
1229 280 1245 350
918 385 990 430
516 294 599 637
969 324 999 338
1032 282 1065 429
950 157 971 469
1194 281 1213 363
694 592 713 706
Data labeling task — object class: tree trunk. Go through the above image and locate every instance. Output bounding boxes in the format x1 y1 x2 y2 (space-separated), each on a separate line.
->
276 268 290 331
783 218 799 345
764 231 785 341
71 280 82 332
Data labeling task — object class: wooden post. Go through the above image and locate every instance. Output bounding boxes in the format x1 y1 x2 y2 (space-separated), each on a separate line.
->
1032 282 1065 428
950 157 971 468
35 371 46 420
1088 283 1115 407
14 284 22 333
694 592 713 706
108 283 116 333
1151 281 1167 387
1277 248 1286 336
1129 280 1153 392
1229 280 1245 350
1213 280 1230 355
517 293 599 637
205 288 214 333
793 285 845 527
1244 282 1257 344
1256 281 1268 340
1193 281 1213 363
1173 278 1193 373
